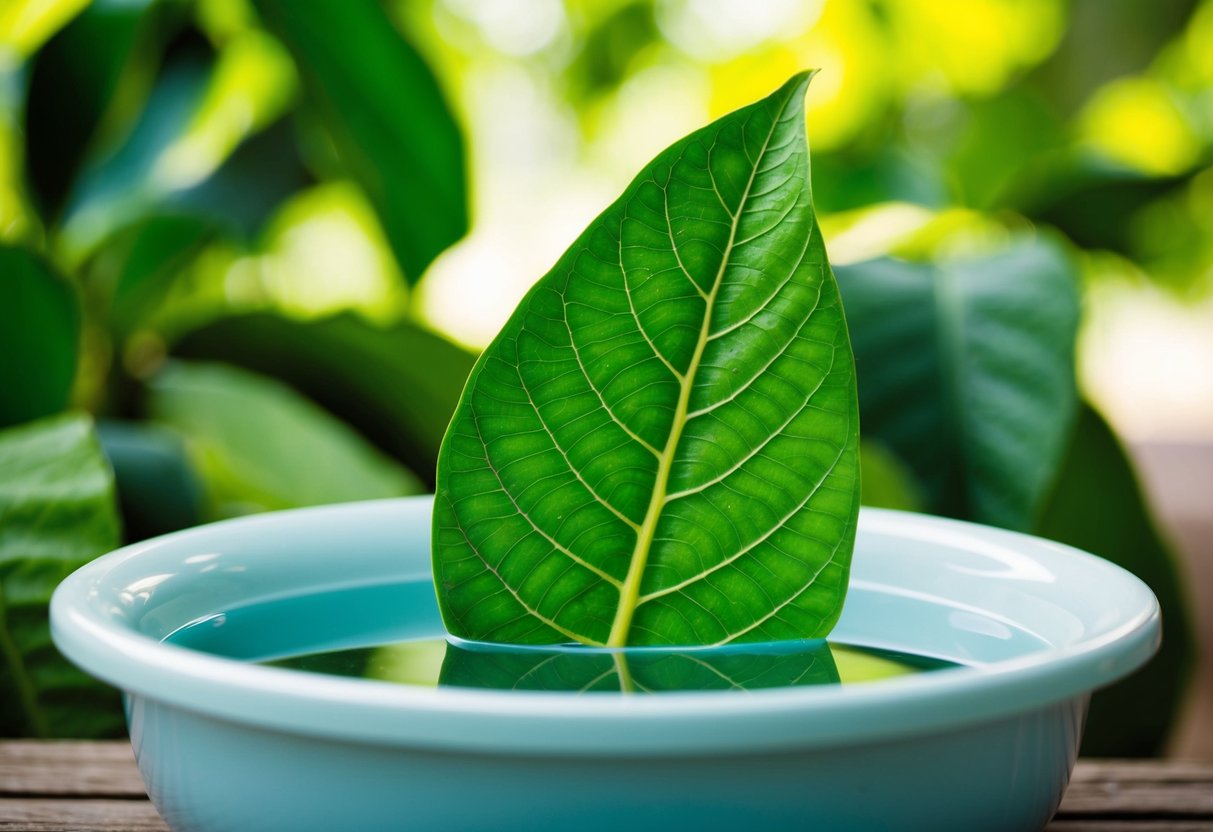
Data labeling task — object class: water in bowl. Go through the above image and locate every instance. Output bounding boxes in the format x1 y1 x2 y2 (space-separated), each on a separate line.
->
164 578 958 693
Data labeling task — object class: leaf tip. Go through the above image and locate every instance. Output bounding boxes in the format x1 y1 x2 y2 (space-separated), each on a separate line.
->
784 69 819 98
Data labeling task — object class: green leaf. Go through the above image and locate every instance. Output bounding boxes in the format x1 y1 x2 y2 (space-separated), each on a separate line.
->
835 237 1080 531
59 44 213 258
23 0 164 223
96 420 204 543
147 361 425 518
170 313 477 483
0 247 79 429
108 214 213 338
59 36 307 260
440 640 839 693
0 413 124 738
859 440 924 512
254 0 467 283
1035 403 1195 756
434 73 861 648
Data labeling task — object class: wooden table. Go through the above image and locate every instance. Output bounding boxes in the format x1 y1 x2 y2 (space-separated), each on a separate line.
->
1 741 1209 830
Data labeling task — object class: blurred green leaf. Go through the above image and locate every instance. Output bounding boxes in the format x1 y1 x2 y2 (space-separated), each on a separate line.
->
859 440 924 512
96 420 204 543
0 247 78 429
163 117 312 238
439 640 840 693
171 313 477 484
59 36 214 259
58 31 307 260
836 236 1080 531
1017 159 1192 256
22 0 165 223
944 90 1067 210
1030 0 1198 114
1036 403 1195 756
812 147 947 215
0 413 124 738
566 1 658 102
0 0 90 58
108 214 213 338
147 361 424 518
255 0 467 283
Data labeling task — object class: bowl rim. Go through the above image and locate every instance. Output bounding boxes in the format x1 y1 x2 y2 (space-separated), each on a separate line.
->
51 498 1160 756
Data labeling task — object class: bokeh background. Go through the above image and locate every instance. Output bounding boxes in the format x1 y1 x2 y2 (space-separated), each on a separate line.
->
1 0 1210 755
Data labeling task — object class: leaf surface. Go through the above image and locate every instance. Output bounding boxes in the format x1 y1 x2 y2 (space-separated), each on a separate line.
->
440 640 839 693
0 248 78 430
254 0 467 283
835 238 1079 530
434 74 860 647
0 413 124 737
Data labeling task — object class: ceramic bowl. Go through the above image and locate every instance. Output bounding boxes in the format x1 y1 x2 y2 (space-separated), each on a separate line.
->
51 496 1159 832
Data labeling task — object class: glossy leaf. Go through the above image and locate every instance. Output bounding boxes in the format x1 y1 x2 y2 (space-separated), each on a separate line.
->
0 413 124 738
835 238 1079 531
147 361 424 518
440 639 839 693
171 313 476 483
255 0 467 283
1036 403 1195 756
435 74 861 648
0 248 78 429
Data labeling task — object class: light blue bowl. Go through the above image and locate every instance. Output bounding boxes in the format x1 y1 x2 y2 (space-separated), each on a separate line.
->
51 497 1159 832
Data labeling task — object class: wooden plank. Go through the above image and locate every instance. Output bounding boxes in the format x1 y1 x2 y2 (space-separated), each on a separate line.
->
1071 761 1213 783
1047 824 1213 831
0 743 1210 830
0 742 146 798
1058 760 1213 818
0 798 168 831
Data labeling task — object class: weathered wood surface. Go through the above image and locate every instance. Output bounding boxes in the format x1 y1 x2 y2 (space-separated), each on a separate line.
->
0 741 1209 831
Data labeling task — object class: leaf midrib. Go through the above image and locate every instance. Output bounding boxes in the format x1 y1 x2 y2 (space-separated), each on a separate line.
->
605 97 794 647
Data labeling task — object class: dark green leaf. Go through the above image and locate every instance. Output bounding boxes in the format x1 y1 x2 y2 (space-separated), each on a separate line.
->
162 117 312 238
434 73 860 647
147 361 424 517
1036 403 1196 756
0 247 79 429
96 420 204 543
255 0 467 283
170 312 477 483
23 0 166 222
836 237 1080 531
1016 159 1191 256
59 35 307 258
811 146 947 215
59 43 213 258
0 413 124 738
440 639 839 693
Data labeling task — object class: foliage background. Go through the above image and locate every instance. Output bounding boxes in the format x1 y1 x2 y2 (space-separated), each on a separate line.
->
1 0 1210 756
